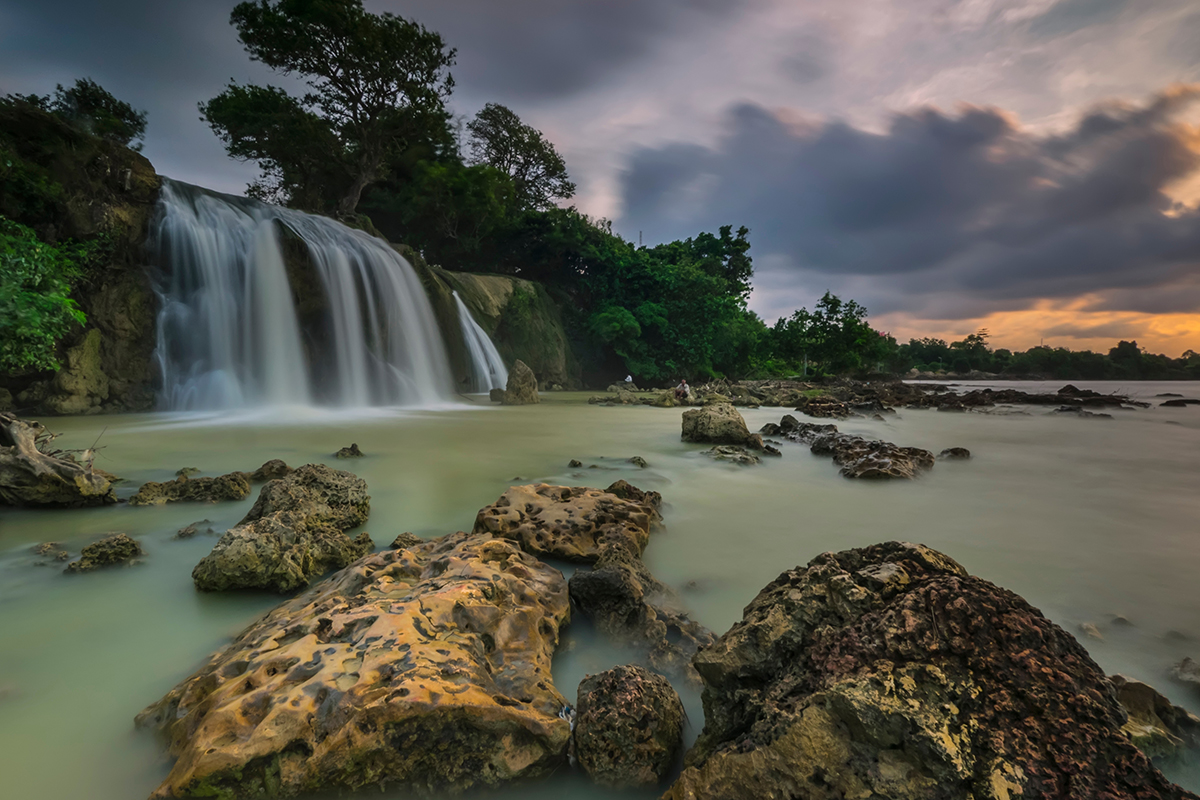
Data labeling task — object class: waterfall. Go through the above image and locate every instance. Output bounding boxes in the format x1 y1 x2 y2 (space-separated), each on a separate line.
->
452 291 508 393
151 179 458 410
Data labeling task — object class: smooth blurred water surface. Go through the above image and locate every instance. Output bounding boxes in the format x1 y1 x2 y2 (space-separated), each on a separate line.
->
3 381 1200 798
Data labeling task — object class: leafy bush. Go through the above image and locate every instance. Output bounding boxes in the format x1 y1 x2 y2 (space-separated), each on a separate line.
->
0 218 91 373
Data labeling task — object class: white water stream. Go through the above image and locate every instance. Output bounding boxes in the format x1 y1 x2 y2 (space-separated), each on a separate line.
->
453 291 508 393
151 180 458 410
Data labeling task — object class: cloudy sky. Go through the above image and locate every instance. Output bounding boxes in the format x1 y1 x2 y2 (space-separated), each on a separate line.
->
3 0 1200 354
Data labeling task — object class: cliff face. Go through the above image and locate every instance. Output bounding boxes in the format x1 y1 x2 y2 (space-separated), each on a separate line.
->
0 102 161 414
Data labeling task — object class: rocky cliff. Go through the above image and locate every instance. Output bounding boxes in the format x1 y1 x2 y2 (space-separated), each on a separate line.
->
0 101 160 414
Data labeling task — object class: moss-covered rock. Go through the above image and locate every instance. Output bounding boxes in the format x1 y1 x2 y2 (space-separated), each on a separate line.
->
64 533 142 573
128 472 252 506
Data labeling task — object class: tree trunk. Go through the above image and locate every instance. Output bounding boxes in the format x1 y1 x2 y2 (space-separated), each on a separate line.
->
0 413 117 506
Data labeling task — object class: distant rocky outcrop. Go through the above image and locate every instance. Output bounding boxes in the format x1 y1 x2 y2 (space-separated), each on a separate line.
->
138 532 572 798
191 464 372 592
0 412 117 506
665 541 1197 800
572 665 685 788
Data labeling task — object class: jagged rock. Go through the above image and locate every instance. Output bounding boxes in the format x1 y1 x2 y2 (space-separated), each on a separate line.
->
627 455 648 468
938 447 972 460
64 533 142 573
0 413 117 507
129 472 251 506
604 479 662 511
138 533 572 798
701 445 760 465
501 359 540 405
681 403 763 450
249 459 292 481
174 520 214 540
390 532 423 550
334 443 363 459
665 542 1196 800
568 459 583 468
810 431 935 479
191 464 372 593
1111 674 1200 762
569 526 715 682
572 665 685 788
472 482 658 563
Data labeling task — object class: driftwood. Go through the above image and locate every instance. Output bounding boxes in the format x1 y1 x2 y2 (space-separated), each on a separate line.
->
0 412 117 507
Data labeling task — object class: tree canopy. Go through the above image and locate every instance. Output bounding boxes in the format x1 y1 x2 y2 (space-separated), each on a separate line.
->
466 103 575 210
201 0 456 216
11 78 147 150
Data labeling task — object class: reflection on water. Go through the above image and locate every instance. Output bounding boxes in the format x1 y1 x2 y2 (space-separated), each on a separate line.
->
2 381 1200 798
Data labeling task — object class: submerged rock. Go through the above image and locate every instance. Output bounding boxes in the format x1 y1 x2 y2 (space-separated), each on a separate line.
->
1111 674 1200 763
174 520 214 540
810 431 935 479
568 459 583 468
65 533 142 573
573 665 685 788
333 443 363 459
472 482 659 563
1161 398 1200 408
665 541 1197 800
129 472 251 506
627 455 649 468
681 403 763 450
701 445 760 465
191 464 372 593
501 359 540 405
175 467 200 478
249 459 292 481
0 413 117 507
938 447 972 460
32 541 70 563
138 533 571 799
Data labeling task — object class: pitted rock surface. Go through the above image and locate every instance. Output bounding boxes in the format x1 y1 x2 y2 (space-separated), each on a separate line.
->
139 532 571 799
472 482 659 563
191 464 372 593
64 533 142 573
681 403 763 450
572 665 685 788
129 473 251 506
780 418 934 479
665 541 1197 800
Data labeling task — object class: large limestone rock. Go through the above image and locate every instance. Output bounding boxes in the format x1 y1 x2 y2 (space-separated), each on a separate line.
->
572 665 685 788
138 532 572 799
500 359 540 405
665 542 1197 800
129 473 252 506
191 464 372 593
0 412 117 506
472 482 659 563
681 403 763 450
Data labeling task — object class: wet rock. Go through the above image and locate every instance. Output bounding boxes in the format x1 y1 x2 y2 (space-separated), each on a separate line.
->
138 533 571 798
701 446 760 465
569 524 715 682
627 455 649 468
174 520 214 540
1 413 117 507
249 459 292 481
665 541 1197 800
1173 657 1200 687
501 359 540 405
603 479 663 511
573 665 685 788
489 387 504 403
129 472 251 506
681 403 763 450
191 464 372 593
1053 405 1114 419
334 443 363 459
1081 622 1105 641
645 391 678 408
1158 393 1184 397
1161 398 1200 408
32 541 70 563
809 431 935 479
390 532 423 550
472 482 659 563
938 447 972 460
175 467 200 478
1111 674 1200 762
796 395 852 419
568 459 583 468
64 533 142 573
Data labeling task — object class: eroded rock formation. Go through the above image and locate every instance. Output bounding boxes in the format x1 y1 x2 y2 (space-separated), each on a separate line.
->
500 359 540 405
665 541 1197 800
139 533 571 799
129 473 252 506
65 533 142 573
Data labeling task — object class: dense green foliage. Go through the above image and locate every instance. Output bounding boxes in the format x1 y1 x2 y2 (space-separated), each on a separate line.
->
202 0 456 215
12 79 147 150
466 103 575 209
0 219 89 373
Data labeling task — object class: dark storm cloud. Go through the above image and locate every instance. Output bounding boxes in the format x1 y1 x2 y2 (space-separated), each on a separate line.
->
617 88 1200 320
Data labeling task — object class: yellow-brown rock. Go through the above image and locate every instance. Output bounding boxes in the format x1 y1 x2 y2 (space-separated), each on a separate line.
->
137 532 571 799
472 482 659 563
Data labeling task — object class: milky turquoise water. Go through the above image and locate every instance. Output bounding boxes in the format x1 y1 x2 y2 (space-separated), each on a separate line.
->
3 382 1200 798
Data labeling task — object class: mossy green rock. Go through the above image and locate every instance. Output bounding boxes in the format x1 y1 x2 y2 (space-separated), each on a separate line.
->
64 533 142 573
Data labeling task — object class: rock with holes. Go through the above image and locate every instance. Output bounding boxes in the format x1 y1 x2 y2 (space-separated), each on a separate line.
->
129 472 251 506
249 459 293 482
472 482 659 563
191 464 372 593
64 533 142 573
137 532 572 799
572 665 685 788
664 542 1198 800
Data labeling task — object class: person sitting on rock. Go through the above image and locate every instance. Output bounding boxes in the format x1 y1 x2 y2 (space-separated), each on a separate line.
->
674 379 689 401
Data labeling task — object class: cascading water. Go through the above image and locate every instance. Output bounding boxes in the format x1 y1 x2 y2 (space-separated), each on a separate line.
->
452 291 509 393
151 179 459 410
